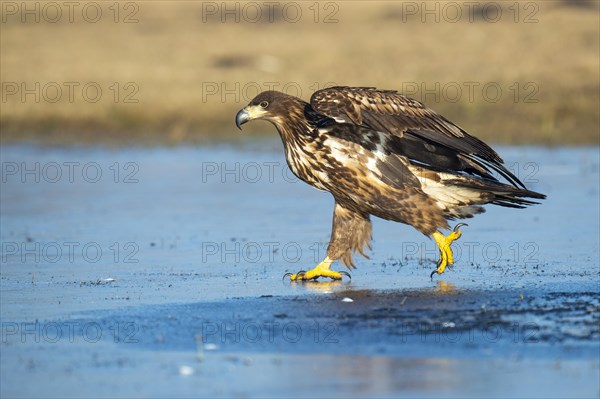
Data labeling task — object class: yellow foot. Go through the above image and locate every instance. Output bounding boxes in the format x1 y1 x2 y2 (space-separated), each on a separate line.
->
430 223 467 278
283 257 351 281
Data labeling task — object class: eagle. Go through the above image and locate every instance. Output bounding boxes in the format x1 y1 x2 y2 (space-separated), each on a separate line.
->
235 86 545 280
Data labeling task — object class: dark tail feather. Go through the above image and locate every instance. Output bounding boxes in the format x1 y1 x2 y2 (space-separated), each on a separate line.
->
448 179 546 209
492 193 543 209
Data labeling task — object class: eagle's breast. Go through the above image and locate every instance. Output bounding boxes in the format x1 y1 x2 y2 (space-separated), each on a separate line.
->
283 133 331 191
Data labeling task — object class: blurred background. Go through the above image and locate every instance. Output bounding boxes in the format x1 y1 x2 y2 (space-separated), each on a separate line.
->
2 3 600 398
1 0 598 145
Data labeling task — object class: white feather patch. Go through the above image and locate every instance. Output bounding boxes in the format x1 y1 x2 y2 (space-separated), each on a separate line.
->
410 166 485 215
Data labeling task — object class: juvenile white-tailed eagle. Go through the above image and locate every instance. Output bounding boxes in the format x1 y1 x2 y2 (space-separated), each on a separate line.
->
235 86 545 280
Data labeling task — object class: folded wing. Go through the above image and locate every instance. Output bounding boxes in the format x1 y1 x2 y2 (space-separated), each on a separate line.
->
310 86 527 189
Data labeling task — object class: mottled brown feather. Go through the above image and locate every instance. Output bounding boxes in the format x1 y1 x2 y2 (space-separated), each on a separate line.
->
310 86 524 185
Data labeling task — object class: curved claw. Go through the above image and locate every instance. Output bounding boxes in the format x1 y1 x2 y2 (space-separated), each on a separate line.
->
453 223 468 232
339 271 352 280
431 258 442 279
282 272 294 281
283 270 307 281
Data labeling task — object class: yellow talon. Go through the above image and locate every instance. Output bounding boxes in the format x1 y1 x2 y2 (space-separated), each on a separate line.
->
431 223 467 278
285 256 351 281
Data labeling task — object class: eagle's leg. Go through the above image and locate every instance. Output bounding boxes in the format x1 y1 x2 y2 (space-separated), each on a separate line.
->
430 223 467 278
284 202 371 282
286 256 350 281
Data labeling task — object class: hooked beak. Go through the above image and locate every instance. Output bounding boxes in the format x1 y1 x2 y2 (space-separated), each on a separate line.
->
235 105 268 130
235 108 250 130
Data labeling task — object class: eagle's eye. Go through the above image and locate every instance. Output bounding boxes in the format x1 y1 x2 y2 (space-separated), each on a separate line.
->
259 101 269 108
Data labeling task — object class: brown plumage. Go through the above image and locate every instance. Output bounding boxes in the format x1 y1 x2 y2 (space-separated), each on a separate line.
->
235 86 545 270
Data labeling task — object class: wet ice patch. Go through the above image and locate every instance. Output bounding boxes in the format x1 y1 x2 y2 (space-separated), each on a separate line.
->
79 278 116 286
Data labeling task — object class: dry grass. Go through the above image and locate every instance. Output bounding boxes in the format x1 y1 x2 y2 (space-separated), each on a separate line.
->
1 1 598 145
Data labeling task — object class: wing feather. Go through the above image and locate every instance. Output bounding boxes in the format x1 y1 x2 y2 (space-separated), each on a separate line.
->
310 86 525 188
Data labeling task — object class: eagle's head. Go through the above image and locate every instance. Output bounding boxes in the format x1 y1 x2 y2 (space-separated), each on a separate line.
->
235 91 305 130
